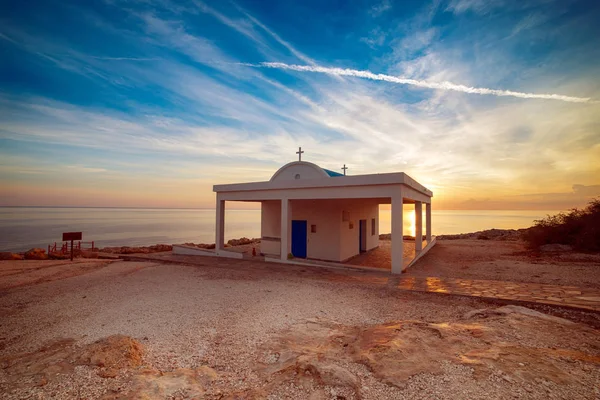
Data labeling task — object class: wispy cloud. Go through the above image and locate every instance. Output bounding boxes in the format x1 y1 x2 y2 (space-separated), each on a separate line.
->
369 0 392 17
193 0 266 48
87 56 159 61
251 62 592 103
234 3 317 66
65 165 108 173
446 0 505 15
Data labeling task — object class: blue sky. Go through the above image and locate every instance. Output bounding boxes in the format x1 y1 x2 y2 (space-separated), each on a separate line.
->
1 0 599 209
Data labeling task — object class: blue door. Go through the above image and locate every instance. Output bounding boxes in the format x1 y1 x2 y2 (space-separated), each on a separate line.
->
291 220 308 258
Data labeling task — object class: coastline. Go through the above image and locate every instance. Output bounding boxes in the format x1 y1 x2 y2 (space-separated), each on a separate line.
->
1 208 556 253
0 229 529 260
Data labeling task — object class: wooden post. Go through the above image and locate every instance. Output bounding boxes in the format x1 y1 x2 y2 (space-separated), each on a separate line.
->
70 240 74 261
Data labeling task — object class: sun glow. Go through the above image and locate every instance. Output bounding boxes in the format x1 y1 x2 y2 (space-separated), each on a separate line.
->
407 210 416 237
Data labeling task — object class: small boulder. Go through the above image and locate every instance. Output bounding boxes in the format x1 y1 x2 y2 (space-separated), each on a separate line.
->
78 335 143 370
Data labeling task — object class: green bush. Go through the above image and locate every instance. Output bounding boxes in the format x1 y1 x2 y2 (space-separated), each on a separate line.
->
523 198 600 252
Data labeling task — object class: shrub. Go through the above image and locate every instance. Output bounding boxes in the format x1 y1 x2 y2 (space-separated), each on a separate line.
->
523 198 600 252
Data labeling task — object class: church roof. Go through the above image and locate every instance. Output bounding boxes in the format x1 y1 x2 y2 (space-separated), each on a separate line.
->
323 168 344 177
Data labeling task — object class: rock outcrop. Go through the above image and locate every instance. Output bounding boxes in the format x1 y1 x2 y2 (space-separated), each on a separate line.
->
0 252 24 260
24 248 49 260
99 244 173 254
227 237 260 246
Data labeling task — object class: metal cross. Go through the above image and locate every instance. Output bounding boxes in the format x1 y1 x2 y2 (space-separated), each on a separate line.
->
296 146 304 161
342 164 348 175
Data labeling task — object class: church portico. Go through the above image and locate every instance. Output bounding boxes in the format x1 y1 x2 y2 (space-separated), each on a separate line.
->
210 152 435 274
258 198 380 262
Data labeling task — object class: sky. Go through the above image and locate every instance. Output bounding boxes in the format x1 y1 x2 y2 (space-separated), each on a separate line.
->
1 0 599 210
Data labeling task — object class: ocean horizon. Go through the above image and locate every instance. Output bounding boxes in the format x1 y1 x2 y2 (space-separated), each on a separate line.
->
0 207 560 252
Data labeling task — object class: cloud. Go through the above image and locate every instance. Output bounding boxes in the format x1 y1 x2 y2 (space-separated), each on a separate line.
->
360 28 387 48
251 62 593 103
572 184 600 196
193 0 266 47
87 56 159 61
139 13 235 68
233 3 318 66
446 0 505 15
369 0 392 17
451 184 600 210
65 165 108 173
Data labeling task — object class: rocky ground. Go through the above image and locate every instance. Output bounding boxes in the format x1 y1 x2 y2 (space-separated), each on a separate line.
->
0 247 599 399
378 228 527 242
434 228 528 241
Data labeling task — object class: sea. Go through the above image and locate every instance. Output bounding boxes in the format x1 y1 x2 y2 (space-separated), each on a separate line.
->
0 207 559 252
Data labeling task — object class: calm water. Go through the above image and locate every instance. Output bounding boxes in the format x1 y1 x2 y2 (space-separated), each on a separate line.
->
0 207 558 252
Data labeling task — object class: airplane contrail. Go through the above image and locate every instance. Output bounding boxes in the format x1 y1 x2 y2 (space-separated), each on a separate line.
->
251 62 591 103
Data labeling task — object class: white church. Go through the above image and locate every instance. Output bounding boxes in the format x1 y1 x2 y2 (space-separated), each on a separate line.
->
208 148 434 274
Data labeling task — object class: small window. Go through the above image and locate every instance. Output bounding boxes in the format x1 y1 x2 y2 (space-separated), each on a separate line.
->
294 174 301 179
371 218 376 235
311 224 317 233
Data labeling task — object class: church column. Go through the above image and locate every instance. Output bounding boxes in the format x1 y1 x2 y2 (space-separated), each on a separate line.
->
280 198 292 261
391 188 404 274
415 201 423 252
426 201 432 242
215 195 225 252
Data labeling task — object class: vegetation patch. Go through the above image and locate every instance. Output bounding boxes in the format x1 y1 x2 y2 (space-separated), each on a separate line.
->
524 199 600 252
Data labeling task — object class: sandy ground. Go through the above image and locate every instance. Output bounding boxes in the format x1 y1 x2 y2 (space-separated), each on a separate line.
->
0 243 599 399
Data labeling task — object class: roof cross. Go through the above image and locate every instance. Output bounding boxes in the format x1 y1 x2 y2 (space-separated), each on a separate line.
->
296 146 304 161
342 164 348 175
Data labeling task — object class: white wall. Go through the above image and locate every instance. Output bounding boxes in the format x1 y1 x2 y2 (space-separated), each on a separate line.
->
260 199 379 262
290 200 341 261
338 200 379 261
261 200 281 256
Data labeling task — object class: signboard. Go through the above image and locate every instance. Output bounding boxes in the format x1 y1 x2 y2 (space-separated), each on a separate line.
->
63 232 83 241
62 232 83 261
